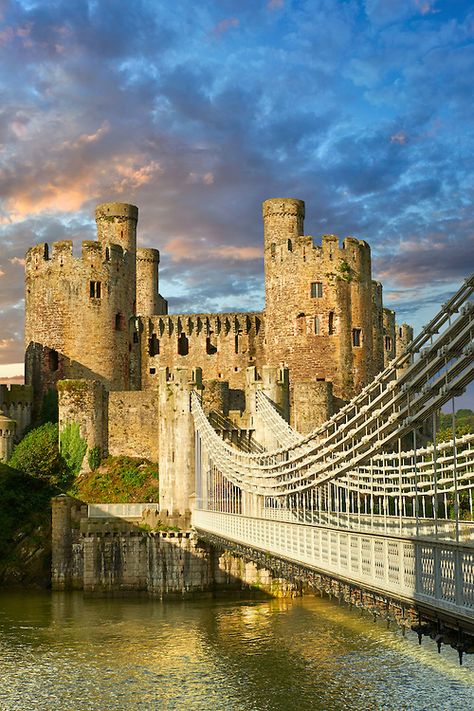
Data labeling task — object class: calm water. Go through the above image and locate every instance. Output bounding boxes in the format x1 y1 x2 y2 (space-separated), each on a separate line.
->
0 592 472 711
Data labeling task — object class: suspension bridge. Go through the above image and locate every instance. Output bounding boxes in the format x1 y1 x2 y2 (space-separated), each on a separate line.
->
191 273 474 646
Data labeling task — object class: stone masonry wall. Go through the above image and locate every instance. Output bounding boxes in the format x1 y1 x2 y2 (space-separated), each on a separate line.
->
108 390 160 461
51 496 292 597
141 313 265 393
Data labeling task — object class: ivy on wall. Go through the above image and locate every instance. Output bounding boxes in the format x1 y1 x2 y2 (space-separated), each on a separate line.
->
60 422 87 478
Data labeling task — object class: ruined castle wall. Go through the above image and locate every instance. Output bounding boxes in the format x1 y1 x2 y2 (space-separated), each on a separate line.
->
141 313 265 393
372 282 384 373
108 390 160 461
0 415 16 460
263 199 383 403
25 204 139 416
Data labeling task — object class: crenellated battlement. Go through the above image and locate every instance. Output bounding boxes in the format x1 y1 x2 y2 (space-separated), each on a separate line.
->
25 239 126 276
151 312 263 338
0 383 32 407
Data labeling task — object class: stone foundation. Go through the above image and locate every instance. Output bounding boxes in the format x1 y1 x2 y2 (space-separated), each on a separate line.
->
51 496 296 598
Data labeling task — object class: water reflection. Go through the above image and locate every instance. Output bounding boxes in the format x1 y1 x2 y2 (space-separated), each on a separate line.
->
0 592 471 710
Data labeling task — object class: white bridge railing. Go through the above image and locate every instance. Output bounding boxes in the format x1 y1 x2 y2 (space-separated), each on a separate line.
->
193 509 474 622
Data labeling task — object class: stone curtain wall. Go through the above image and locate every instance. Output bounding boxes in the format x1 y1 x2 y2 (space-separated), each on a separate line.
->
141 313 265 392
108 391 160 460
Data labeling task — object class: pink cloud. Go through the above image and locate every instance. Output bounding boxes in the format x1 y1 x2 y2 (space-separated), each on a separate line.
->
62 120 110 150
390 131 408 145
267 0 284 10
212 18 239 37
165 236 261 262
414 0 437 15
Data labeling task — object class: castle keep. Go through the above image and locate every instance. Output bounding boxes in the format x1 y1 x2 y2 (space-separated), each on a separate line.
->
14 199 412 518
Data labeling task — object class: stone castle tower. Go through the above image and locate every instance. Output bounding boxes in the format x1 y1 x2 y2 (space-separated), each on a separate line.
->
262 198 384 413
24 203 168 415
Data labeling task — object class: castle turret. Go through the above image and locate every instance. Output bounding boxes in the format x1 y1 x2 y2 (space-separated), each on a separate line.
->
136 247 168 316
95 203 137 317
95 202 138 256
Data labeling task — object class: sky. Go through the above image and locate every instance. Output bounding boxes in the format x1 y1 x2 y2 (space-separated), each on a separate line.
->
0 0 473 401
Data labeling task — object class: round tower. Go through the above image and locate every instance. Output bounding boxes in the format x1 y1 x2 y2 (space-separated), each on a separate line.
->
95 203 137 317
95 202 138 255
136 248 167 316
263 198 306 376
262 198 305 252
0 414 16 461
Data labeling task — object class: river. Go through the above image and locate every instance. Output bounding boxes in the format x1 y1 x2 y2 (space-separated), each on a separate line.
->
0 592 472 710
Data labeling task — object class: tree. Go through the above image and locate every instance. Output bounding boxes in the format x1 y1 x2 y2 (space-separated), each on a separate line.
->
9 423 70 488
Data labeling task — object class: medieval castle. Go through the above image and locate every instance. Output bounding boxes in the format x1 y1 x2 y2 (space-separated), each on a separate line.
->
1 198 412 518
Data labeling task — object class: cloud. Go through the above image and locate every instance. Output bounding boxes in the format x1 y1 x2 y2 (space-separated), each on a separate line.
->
267 0 284 10
212 17 239 37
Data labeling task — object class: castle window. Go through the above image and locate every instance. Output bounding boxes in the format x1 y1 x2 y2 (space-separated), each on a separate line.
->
49 349 59 372
352 328 362 347
328 311 335 335
133 332 139 344
115 312 125 331
398 327 403 337
149 333 160 356
149 368 156 375
287 239 292 252
90 281 101 298
105 247 110 261
314 316 320 335
178 332 189 356
311 281 323 298
206 337 217 355
270 243 276 258
385 336 392 351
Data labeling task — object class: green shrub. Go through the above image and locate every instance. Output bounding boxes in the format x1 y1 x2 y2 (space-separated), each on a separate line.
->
9 423 69 487
87 446 102 471
60 422 87 478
